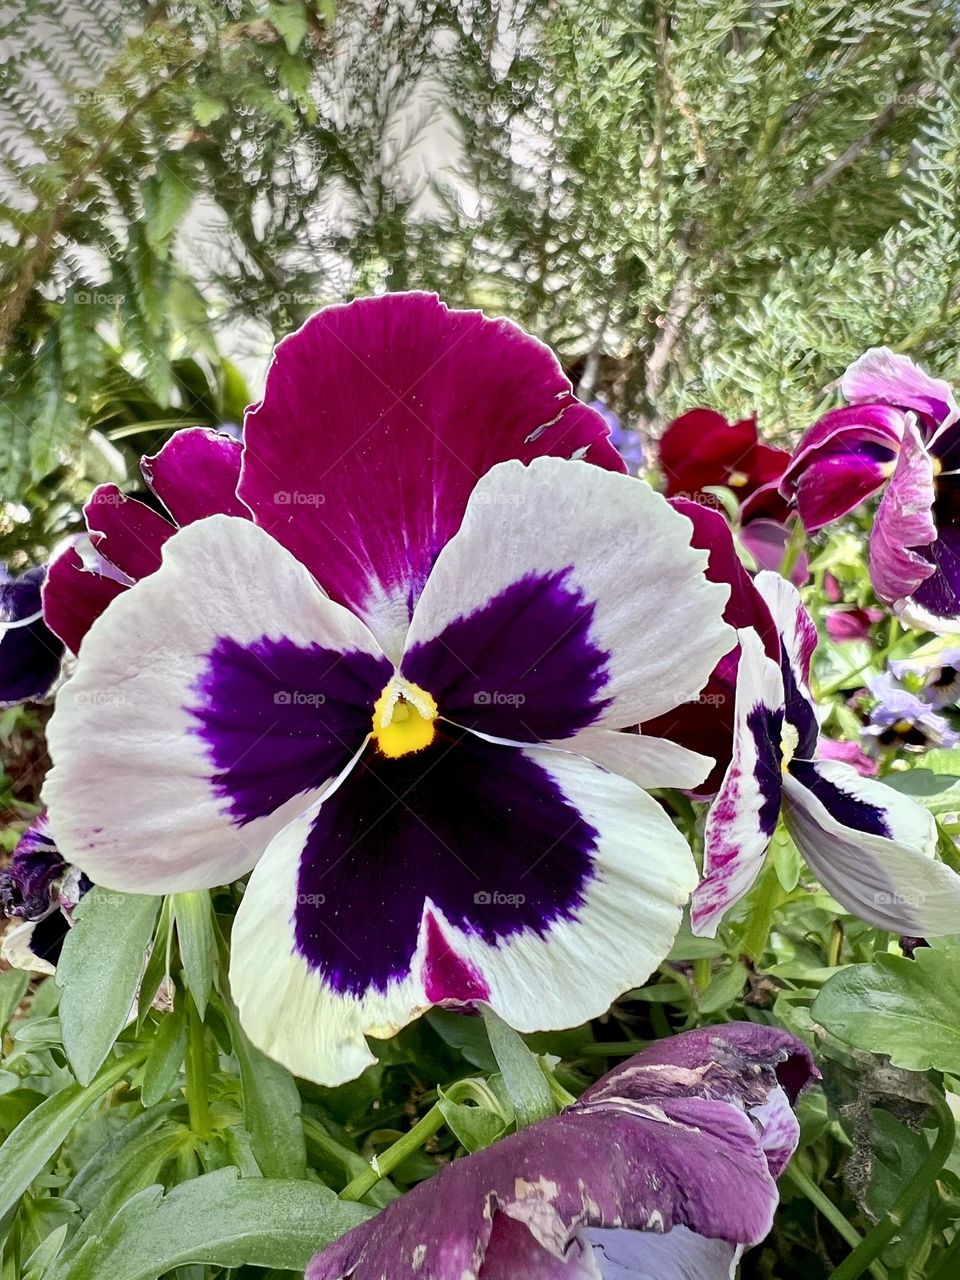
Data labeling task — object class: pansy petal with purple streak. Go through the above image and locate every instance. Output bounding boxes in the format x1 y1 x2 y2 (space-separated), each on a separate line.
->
754 572 819 758
401 459 733 738
692 630 784 938
0 566 64 705
43 515 389 894
782 759 960 934
0 815 64 920
307 1023 814 1280
239 293 624 659
231 741 698 1086
869 419 937 612
141 426 248 524
842 347 959 431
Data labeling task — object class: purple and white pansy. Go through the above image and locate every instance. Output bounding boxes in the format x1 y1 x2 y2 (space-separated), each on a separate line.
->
781 348 960 632
41 293 734 1086
307 1022 817 1280
0 565 64 706
692 568 960 938
0 815 89 974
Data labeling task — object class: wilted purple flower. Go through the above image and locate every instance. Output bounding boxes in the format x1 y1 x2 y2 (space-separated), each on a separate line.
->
41 293 732 1086
863 672 959 751
691 571 960 938
0 815 89 973
307 1023 817 1280
0 565 64 706
817 737 878 778
781 349 960 632
589 401 644 472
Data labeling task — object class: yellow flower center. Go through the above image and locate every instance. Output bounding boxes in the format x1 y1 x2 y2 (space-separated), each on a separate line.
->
892 718 915 735
728 470 750 488
781 722 799 773
371 677 438 759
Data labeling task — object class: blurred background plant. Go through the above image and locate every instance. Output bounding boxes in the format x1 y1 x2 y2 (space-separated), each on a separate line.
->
3 0 960 565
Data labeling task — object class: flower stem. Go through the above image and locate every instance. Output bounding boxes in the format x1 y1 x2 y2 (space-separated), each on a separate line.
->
782 1164 887 1280
827 1094 955 1280
741 858 783 963
185 992 210 1137
340 1103 447 1202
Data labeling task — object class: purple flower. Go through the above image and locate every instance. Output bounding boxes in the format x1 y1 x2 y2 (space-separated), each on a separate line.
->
307 1023 817 1280
781 349 960 632
589 401 645 472
0 815 89 973
816 737 878 778
889 648 960 708
41 293 733 1086
863 671 959 751
0 565 64 706
691 570 960 938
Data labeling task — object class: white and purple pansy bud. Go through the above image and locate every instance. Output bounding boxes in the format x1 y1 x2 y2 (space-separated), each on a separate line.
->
0 565 64 706
41 293 734 1086
0 815 90 974
781 348 960 632
306 1023 817 1280
692 569 960 938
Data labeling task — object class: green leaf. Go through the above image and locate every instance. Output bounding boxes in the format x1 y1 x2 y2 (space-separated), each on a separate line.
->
0 1048 146 1220
883 768 960 816
436 1087 506 1153
51 1168 371 1280
812 948 960 1072
191 97 226 127
225 1000 306 1179
698 958 747 1013
481 1008 555 1128
269 0 308 53
56 889 161 1085
140 1006 187 1108
173 892 216 1019
0 970 28 1036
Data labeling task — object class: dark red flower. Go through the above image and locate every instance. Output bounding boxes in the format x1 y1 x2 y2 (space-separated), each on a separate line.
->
659 409 790 514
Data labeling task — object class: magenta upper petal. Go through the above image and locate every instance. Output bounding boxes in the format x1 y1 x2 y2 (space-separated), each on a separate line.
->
42 539 130 654
142 427 248 525
869 420 937 608
239 293 624 655
83 485 174 581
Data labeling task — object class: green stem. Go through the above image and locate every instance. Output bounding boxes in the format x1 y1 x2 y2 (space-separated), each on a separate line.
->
184 993 210 1137
340 1104 447 1202
828 1095 955 1280
930 1224 960 1280
693 956 713 992
783 1165 887 1280
741 858 784 963
779 518 807 581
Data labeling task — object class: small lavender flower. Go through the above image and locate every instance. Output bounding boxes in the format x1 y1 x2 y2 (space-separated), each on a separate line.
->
863 671 959 751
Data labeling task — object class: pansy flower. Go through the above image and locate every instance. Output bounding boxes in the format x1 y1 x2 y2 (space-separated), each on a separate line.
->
690 566 960 937
0 565 64 706
0 815 89 974
780 348 960 631
862 672 959 752
659 408 790 511
307 1022 816 1280
889 647 960 708
42 294 732 1085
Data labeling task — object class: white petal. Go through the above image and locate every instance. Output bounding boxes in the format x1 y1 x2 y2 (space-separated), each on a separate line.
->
43 516 387 893
402 458 734 729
